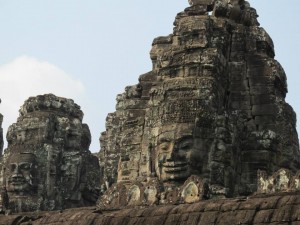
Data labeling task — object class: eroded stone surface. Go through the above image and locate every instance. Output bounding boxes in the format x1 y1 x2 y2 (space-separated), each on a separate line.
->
0 111 3 156
257 169 300 194
0 94 101 212
98 0 300 207
2 193 300 225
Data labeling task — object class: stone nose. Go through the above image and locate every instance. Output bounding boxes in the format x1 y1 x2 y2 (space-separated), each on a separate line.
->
11 164 22 176
165 143 179 161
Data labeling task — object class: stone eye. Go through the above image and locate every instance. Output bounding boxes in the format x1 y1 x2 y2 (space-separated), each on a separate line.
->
20 163 31 170
159 143 169 151
10 164 16 172
180 142 193 150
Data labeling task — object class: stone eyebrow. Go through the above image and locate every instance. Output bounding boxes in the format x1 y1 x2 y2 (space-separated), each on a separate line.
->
158 137 171 143
18 162 32 165
175 135 193 142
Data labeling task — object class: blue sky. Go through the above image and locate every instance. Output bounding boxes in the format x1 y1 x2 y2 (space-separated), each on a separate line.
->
0 0 299 152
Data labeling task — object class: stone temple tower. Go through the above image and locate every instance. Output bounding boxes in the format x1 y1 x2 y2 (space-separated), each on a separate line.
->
98 0 300 207
1 94 101 212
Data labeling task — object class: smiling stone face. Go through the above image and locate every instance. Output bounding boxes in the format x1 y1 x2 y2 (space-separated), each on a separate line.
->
1 94 101 213
154 124 204 183
5 153 37 195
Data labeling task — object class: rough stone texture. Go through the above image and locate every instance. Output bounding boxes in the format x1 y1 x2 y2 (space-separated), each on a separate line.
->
0 94 101 213
2 193 300 225
0 101 6 213
0 0 299 222
257 169 300 194
98 0 300 208
0 104 3 157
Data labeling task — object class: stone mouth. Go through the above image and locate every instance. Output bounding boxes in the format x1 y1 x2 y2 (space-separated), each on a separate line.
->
9 178 27 186
163 162 188 173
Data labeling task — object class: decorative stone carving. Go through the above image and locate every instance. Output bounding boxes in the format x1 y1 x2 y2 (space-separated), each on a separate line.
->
257 169 300 194
143 178 161 205
127 183 143 206
213 0 259 26
98 0 300 208
180 175 209 203
98 175 209 209
154 124 206 183
1 94 101 212
97 183 127 209
5 152 38 196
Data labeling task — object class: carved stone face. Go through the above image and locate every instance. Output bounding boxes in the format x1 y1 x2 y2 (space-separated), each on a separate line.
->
154 124 203 182
5 153 37 194
58 117 82 150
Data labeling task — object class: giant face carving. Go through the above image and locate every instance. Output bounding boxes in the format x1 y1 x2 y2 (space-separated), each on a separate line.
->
57 117 82 150
154 124 204 182
5 153 37 194
1 94 101 212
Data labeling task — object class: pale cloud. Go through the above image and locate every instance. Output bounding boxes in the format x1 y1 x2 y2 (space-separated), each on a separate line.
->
0 55 85 149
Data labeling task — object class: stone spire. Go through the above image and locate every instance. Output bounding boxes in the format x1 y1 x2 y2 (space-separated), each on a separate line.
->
98 1 299 207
